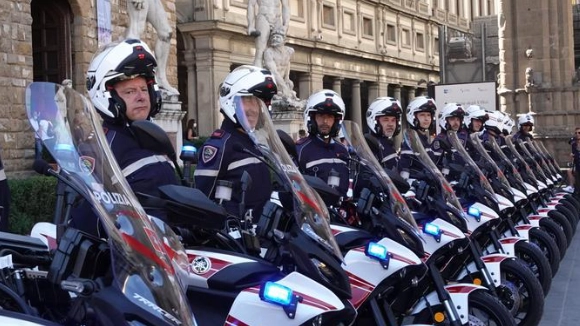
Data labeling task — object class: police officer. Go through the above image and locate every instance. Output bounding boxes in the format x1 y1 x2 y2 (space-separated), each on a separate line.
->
430 103 468 173
75 39 179 235
365 97 402 171
398 96 437 180
464 105 488 134
194 65 277 221
296 90 350 197
513 113 535 142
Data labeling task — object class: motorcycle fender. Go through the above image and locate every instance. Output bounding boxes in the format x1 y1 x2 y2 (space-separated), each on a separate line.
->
513 224 535 240
419 218 466 256
227 272 345 326
410 284 487 326
479 253 511 287
30 222 57 250
525 215 542 227
498 236 525 256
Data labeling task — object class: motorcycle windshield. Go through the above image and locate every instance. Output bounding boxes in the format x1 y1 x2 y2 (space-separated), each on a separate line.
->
486 137 526 187
26 82 196 326
505 136 538 185
447 131 495 195
528 141 558 177
340 121 420 232
231 95 343 262
402 129 463 211
516 139 548 181
467 134 512 192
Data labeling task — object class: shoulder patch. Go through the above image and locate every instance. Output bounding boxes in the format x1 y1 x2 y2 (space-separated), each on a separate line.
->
202 145 219 164
211 129 225 139
432 140 441 151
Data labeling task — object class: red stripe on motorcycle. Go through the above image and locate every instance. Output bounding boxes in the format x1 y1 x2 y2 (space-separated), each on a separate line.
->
446 284 477 294
515 225 533 231
528 215 542 220
225 315 250 326
481 255 507 263
499 238 520 244
538 208 551 213
347 272 374 309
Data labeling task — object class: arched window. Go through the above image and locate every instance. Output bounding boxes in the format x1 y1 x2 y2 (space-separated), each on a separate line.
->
31 0 72 83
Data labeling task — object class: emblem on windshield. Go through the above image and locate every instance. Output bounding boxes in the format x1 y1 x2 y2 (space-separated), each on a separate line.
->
79 156 95 174
190 256 212 275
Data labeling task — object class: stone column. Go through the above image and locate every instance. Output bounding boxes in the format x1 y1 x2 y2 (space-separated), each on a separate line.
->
351 80 362 127
392 84 402 102
332 77 343 95
368 82 379 102
407 86 416 102
298 73 310 100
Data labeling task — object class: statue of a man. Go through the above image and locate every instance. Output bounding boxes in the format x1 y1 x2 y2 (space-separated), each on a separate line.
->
126 0 179 95
247 0 290 68
263 29 295 100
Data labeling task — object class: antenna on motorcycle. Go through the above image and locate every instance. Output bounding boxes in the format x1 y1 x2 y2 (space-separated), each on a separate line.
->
130 120 184 181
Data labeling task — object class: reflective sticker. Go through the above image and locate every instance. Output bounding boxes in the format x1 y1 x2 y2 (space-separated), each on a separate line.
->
190 256 212 275
202 145 218 164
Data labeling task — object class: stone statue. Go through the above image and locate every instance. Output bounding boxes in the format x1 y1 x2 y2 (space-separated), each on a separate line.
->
263 29 296 101
126 0 179 95
525 67 535 89
247 0 290 68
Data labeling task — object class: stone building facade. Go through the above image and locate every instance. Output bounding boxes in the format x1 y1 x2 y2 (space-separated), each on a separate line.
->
0 0 179 176
176 0 477 139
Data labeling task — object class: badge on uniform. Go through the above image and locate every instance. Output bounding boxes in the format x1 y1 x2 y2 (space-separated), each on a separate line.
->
432 140 441 150
202 145 218 164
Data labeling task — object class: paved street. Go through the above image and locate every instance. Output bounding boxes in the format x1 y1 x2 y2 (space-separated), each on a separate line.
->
539 223 580 326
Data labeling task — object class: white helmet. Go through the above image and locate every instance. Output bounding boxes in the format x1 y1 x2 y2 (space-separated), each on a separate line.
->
464 105 488 132
517 114 535 130
438 103 466 131
365 97 402 137
304 90 345 138
484 110 504 134
406 96 436 131
502 113 515 135
86 39 161 123
219 65 277 125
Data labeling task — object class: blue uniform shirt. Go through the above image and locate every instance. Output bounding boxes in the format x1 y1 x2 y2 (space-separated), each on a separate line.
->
194 119 272 221
365 133 399 171
398 131 432 174
296 135 350 197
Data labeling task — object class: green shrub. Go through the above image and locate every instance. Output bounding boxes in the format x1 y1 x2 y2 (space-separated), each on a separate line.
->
8 176 57 235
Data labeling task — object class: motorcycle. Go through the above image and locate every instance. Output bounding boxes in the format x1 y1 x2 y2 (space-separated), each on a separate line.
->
402 129 543 326
21 81 197 325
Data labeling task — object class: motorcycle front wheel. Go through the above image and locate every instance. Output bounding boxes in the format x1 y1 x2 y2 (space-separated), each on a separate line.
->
496 258 544 326
529 227 561 276
468 290 517 326
514 240 552 295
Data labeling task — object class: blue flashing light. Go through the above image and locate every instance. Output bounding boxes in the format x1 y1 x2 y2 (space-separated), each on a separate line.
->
468 206 481 218
260 282 293 307
366 242 388 260
181 145 197 153
424 223 441 236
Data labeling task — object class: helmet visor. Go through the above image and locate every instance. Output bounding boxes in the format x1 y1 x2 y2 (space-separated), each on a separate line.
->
233 95 268 131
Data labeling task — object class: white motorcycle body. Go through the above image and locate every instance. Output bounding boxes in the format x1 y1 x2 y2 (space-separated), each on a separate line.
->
330 224 423 310
185 249 346 326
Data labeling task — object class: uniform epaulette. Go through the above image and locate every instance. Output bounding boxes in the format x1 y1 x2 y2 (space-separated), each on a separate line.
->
211 129 225 139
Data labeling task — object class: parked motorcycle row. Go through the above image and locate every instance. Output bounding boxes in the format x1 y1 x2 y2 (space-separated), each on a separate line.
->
0 82 575 326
